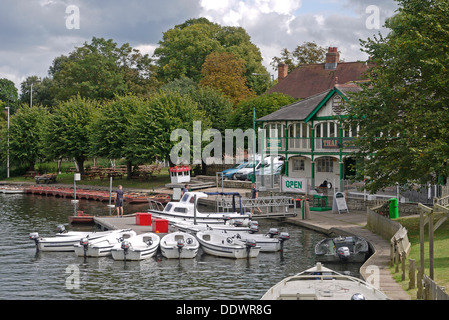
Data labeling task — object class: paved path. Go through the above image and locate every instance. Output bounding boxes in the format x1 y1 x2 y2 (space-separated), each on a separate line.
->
285 209 411 300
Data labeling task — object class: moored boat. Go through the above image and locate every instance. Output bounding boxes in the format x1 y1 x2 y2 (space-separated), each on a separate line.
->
220 228 290 252
196 229 260 259
149 192 252 226
111 232 160 261
73 229 136 257
160 231 199 259
314 235 369 263
29 226 124 252
261 262 389 300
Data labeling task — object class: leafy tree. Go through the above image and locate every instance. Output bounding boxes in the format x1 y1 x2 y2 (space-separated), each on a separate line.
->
126 91 210 165
270 41 327 72
200 51 256 105
153 18 270 94
20 76 55 108
0 78 19 114
0 105 49 171
51 37 157 101
230 93 296 130
89 95 145 178
44 96 98 174
343 0 449 192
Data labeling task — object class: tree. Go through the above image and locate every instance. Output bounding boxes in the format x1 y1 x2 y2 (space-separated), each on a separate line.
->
126 91 210 165
20 76 55 108
89 95 145 178
200 52 256 105
0 105 49 171
343 0 449 192
51 37 157 101
270 41 327 72
230 93 296 130
153 18 270 94
0 78 19 114
44 96 98 174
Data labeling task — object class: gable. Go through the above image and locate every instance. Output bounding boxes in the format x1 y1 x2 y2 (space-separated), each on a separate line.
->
304 88 348 123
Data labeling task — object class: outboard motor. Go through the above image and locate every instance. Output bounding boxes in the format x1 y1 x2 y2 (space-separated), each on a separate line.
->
121 240 130 261
248 224 259 234
29 232 40 251
56 225 66 234
267 228 279 238
233 220 243 227
245 239 257 257
177 239 185 255
279 232 290 251
80 238 89 258
337 246 350 262
223 215 231 225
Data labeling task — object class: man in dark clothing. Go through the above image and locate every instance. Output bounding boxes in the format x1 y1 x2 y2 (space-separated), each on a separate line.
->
116 185 124 217
251 183 262 214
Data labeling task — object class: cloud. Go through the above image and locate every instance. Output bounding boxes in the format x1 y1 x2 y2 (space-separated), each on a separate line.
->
0 0 398 91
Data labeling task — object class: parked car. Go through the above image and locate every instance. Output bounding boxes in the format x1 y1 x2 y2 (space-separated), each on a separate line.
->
222 162 248 180
234 156 282 181
247 162 283 182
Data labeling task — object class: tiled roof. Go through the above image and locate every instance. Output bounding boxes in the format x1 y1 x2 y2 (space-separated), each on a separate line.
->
267 61 369 99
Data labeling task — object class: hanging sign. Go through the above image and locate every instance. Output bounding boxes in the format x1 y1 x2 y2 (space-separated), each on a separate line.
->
282 177 307 193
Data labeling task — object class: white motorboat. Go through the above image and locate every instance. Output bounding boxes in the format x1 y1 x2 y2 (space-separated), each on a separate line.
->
315 236 370 263
74 229 136 257
111 232 160 261
149 192 252 226
196 230 261 259
219 228 290 252
173 220 259 234
160 231 199 259
261 262 389 300
29 226 126 252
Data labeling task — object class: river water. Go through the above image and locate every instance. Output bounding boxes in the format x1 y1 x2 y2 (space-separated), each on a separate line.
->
0 193 363 300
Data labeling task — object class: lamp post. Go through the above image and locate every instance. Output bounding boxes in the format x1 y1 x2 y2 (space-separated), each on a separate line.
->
5 104 9 178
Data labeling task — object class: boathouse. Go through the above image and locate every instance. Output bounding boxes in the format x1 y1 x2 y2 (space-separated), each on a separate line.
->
257 83 362 193
257 47 369 193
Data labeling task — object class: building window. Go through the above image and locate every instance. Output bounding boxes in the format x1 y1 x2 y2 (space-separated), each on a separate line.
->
316 157 334 173
293 159 305 171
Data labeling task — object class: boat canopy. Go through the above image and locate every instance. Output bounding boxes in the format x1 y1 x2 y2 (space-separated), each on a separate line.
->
205 192 243 214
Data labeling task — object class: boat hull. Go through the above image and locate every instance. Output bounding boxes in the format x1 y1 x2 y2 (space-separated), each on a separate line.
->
73 230 136 257
196 231 260 259
160 232 199 259
111 233 160 261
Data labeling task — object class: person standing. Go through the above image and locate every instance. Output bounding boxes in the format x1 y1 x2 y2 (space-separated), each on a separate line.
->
182 184 190 196
251 183 262 214
116 185 124 217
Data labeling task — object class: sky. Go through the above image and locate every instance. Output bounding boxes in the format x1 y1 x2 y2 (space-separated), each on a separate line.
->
0 0 399 93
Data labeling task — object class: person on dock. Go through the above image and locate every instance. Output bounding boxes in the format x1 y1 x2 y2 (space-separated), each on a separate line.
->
116 185 124 217
182 184 190 196
251 183 262 214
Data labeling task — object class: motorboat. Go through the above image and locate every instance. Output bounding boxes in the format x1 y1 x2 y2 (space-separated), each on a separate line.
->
315 235 370 263
73 229 136 257
29 225 126 252
219 228 290 252
160 231 199 259
173 220 259 234
111 232 160 261
196 230 261 259
149 192 252 226
261 262 389 300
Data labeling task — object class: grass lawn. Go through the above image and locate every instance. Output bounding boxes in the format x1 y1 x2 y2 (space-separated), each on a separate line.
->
389 213 449 299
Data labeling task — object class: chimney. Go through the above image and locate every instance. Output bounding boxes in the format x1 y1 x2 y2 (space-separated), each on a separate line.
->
325 47 339 70
278 63 288 82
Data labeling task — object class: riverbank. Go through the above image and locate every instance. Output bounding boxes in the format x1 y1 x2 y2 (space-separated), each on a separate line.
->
0 180 411 300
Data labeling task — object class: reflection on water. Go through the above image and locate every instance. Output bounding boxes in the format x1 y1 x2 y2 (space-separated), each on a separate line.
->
0 193 363 300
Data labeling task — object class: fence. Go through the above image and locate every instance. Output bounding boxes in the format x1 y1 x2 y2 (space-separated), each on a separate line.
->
368 203 449 300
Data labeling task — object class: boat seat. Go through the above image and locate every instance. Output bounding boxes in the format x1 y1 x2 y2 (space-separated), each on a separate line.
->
279 288 317 300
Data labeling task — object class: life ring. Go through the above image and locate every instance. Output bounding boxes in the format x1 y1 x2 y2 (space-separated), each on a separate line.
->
327 182 333 189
